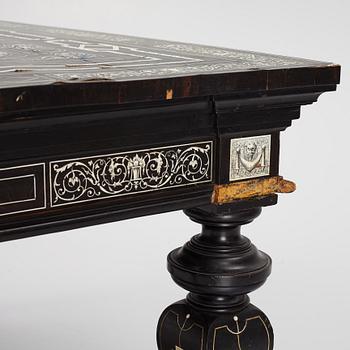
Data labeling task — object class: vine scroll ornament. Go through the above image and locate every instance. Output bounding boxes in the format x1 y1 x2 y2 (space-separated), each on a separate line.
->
50 142 212 207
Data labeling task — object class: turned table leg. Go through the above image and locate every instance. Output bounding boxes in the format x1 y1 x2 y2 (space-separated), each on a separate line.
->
157 205 273 350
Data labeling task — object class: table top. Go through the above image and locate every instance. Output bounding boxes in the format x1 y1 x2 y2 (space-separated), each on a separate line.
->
0 21 340 113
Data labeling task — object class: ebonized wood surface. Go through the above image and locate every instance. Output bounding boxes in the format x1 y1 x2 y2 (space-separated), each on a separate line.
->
0 21 340 244
0 21 340 114
0 21 341 350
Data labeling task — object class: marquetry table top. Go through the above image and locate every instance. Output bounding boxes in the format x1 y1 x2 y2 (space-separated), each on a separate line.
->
0 21 340 113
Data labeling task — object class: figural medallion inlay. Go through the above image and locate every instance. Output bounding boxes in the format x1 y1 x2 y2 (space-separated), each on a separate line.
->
229 135 271 182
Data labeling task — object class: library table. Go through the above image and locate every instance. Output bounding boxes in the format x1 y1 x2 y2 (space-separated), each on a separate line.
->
0 21 340 349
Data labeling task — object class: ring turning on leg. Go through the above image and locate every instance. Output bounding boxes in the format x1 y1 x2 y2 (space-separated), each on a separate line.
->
157 205 274 350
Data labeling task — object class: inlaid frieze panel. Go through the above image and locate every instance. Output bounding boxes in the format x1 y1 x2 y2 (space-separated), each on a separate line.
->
50 141 213 207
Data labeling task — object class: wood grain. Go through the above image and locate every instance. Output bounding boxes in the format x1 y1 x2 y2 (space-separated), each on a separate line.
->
212 176 296 204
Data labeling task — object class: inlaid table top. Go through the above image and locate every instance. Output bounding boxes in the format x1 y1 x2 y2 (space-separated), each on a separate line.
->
0 21 340 114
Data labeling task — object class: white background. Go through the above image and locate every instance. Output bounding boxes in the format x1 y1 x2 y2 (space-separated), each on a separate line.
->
0 1 349 349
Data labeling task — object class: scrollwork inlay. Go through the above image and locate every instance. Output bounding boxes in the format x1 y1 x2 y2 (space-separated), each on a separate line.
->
50 142 212 207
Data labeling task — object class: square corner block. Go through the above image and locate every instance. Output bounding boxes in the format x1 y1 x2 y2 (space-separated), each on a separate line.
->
229 135 271 182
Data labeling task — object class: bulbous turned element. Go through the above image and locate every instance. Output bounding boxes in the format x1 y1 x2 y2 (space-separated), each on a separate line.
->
167 206 272 309
157 205 274 350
